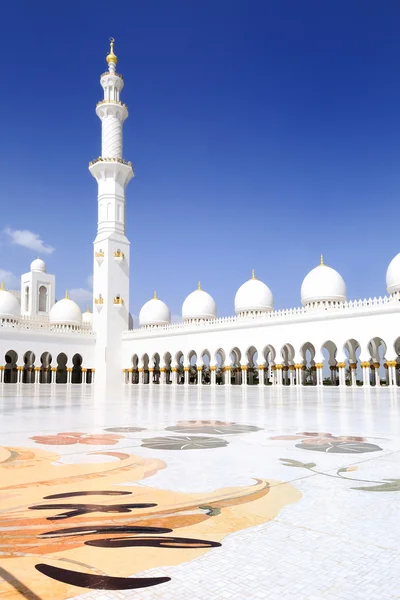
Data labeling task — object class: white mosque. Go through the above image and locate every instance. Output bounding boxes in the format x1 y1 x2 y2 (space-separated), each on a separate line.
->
1 40 400 389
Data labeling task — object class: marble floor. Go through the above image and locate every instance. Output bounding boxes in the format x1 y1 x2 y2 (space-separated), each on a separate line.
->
0 384 399 599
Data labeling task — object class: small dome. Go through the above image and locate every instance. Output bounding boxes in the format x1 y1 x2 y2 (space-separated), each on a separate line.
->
30 258 46 273
235 271 274 314
139 292 171 327
182 283 217 321
386 252 400 296
106 38 118 65
82 308 93 326
50 293 82 327
0 288 20 320
301 256 346 306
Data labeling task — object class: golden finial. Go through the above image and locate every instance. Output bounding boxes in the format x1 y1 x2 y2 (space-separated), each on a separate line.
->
320 254 325 266
65 290 69 300
198 281 201 291
153 290 157 299
0 281 4 291
251 269 256 280
86 305 91 313
106 37 118 65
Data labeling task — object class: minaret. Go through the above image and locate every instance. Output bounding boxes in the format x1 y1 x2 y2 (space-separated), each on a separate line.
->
89 38 134 386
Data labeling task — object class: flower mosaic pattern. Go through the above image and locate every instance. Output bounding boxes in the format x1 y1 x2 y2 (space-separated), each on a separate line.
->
104 426 146 433
165 420 263 435
30 432 124 446
141 435 229 451
270 432 382 454
280 459 400 492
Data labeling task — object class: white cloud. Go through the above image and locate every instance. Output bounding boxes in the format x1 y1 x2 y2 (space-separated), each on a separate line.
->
0 269 19 289
4 227 55 255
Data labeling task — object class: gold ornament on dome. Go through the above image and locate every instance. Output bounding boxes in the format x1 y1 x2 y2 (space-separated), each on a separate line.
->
106 37 118 65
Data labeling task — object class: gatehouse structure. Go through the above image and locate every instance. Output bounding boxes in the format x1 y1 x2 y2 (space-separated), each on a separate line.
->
1 40 400 389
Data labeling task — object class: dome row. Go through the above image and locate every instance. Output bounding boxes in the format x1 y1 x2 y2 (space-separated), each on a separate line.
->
138 254 400 326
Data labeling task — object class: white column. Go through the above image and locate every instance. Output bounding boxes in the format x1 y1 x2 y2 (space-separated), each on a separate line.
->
350 364 357 387
258 365 265 386
197 367 203 385
275 365 282 386
148 368 154 385
224 366 231 386
35 367 40 385
373 363 380 387
241 366 248 386
0 367 3 384
337 362 346 387
315 363 323 386
184 366 190 385
210 367 217 385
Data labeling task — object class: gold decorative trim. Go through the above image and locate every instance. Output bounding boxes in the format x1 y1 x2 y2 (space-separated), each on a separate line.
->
113 296 124 305
315 363 324 369
337 362 346 368
96 99 127 109
114 250 125 259
94 296 104 305
95 250 104 257
210 366 217 371
89 157 133 168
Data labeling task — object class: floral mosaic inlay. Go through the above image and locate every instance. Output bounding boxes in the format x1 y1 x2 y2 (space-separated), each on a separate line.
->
165 420 263 435
270 432 383 453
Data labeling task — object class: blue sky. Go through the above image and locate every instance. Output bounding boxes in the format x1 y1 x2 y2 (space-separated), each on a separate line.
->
2 1 400 319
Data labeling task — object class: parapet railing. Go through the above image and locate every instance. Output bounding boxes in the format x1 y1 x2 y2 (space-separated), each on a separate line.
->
122 295 395 337
0 315 95 336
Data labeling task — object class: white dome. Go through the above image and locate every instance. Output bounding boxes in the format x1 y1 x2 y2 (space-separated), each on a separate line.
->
82 308 93 326
301 257 346 306
50 296 82 326
139 294 171 327
386 252 400 295
30 258 46 273
182 285 217 321
0 288 20 320
235 273 274 314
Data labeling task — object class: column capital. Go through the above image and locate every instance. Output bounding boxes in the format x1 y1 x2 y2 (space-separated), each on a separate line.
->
315 363 324 369
337 362 346 368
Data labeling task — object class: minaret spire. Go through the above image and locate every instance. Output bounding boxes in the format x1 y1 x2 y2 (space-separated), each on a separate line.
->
89 39 134 386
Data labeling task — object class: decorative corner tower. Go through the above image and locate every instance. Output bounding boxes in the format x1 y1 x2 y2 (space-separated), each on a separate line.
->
89 38 134 386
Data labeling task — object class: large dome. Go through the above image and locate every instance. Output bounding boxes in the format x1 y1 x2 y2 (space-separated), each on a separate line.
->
0 288 20 320
301 257 346 306
49 294 82 327
139 293 171 327
30 258 46 273
386 252 400 296
235 271 274 315
182 284 217 321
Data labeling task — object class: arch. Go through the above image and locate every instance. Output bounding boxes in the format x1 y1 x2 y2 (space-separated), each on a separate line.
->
300 342 316 386
214 348 226 385
368 337 387 386
152 352 161 384
280 343 295 385
163 351 172 384
262 345 276 385
246 345 259 385
38 285 47 312
343 339 361 386
141 353 150 384
131 353 139 384
229 347 242 385
72 354 83 384
56 353 68 384
321 340 338 386
40 351 52 383
23 351 36 384
4 350 18 383
200 349 211 385
188 350 198 384
175 351 184 385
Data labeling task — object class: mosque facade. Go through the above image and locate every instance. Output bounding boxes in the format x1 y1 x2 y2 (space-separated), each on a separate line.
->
1 41 400 388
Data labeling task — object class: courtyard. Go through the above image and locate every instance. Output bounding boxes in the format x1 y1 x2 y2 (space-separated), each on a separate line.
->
0 384 399 599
